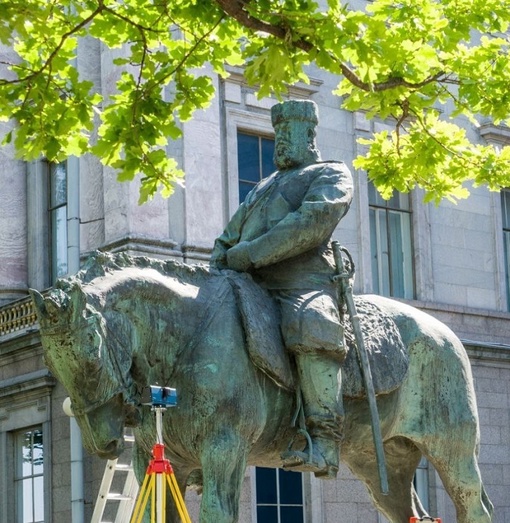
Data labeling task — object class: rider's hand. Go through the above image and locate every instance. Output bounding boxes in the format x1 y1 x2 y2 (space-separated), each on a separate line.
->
226 242 252 271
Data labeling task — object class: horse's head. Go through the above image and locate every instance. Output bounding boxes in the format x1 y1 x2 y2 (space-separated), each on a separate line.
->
31 280 139 459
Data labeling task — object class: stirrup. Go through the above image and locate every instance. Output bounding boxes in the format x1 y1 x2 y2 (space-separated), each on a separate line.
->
281 440 338 479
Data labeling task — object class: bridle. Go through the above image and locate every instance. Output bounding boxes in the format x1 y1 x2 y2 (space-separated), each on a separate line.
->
43 313 138 418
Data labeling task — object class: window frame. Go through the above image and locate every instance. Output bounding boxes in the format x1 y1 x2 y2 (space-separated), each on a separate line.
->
236 130 276 204
224 108 275 218
48 161 69 284
26 159 69 288
0 378 52 523
253 466 305 523
14 426 46 523
368 182 416 299
354 113 433 301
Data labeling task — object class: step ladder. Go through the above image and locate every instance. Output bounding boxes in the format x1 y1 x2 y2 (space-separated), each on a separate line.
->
91 430 139 523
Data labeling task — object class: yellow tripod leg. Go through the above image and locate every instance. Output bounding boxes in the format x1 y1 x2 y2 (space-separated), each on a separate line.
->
130 473 152 523
151 474 156 522
167 472 192 523
162 473 167 518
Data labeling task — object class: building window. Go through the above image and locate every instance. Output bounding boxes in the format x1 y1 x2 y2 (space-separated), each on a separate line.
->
369 182 414 299
15 427 45 523
255 467 304 523
237 131 275 203
48 161 68 283
501 190 510 310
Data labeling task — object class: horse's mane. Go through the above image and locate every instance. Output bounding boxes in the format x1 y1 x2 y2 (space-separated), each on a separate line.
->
71 250 213 287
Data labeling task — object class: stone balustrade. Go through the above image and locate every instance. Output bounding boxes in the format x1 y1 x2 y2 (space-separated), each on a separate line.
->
0 297 37 338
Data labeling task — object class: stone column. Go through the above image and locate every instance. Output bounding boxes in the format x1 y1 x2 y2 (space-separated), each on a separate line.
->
0 122 28 305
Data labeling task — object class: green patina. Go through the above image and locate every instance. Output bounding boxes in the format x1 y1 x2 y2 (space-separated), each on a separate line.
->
31 102 492 523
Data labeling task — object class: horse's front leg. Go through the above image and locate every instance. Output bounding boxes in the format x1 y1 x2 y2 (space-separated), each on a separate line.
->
199 431 249 523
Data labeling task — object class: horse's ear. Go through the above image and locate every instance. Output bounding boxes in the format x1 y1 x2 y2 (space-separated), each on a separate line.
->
55 279 87 317
67 281 88 322
30 289 47 319
30 288 70 326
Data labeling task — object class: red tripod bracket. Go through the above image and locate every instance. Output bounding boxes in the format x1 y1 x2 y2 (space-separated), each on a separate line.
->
146 443 174 475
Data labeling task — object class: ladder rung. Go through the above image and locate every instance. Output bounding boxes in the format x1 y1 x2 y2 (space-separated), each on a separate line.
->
114 463 133 471
107 493 134 501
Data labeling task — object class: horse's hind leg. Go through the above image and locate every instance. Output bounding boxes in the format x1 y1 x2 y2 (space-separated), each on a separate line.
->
347 437 425 523
423 437 493 523
199 431 248 523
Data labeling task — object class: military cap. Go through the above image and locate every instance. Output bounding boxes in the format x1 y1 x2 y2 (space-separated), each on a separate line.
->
271 100 319 127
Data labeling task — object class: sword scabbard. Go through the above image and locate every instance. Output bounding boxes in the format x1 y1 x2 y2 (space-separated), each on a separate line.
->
331 241 389 495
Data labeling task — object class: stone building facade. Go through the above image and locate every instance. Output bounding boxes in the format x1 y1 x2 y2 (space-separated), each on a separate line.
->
0 40 509 523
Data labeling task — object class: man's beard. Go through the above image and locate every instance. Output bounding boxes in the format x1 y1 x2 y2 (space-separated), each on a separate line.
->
275 154 299 170
275 141 301 169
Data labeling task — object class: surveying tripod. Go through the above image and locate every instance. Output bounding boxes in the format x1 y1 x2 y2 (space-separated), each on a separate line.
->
130 387 192 523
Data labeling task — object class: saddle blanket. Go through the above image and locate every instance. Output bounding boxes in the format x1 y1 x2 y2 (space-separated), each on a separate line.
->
226 271 409 399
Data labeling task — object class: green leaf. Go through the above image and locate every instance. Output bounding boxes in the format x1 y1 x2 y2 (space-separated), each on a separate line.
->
1 0 510 202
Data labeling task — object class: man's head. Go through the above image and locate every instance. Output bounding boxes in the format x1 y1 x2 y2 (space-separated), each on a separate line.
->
271 100 321 170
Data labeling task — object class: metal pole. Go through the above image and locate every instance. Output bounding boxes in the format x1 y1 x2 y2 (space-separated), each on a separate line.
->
66 153 85 523
332 241 389 495
155 408 165 523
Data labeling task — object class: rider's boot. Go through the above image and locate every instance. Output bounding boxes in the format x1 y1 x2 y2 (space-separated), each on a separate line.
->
282 353 344 479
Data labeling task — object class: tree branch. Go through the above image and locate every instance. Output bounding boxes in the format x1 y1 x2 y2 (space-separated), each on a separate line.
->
0 3 106 86
214 0 445 93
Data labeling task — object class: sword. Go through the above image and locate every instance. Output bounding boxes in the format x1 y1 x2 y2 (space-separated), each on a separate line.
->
332 241 389 495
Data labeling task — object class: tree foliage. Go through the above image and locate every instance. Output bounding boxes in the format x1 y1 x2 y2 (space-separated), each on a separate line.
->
1 0 510 203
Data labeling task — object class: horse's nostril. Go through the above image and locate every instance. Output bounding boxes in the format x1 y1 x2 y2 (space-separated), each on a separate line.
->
98 439 123 459
104 440 117 453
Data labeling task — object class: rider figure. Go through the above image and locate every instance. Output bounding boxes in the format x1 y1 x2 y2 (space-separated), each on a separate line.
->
210 100 353 479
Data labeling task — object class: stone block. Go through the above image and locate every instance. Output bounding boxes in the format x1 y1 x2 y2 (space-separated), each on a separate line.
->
434 283 467 307
476 391 509 409
479 425 501 445
321 478 338 502
245 93 277 110
324 501 358 522
479 443 510 465
475 376 507 393
224 82 242 104
354 112 371 132
334 479 370 503
479 463 504 485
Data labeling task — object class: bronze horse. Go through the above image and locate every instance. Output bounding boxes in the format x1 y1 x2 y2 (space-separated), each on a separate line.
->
31 252 493 523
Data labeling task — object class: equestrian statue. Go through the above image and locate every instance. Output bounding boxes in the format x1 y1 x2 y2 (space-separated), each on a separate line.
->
31 101 492 523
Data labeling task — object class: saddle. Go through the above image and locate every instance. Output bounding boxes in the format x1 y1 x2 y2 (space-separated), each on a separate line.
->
226 271 409 399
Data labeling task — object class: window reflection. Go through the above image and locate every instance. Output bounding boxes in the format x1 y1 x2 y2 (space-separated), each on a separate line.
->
237 132 275 203
48 162 68 283
255 467 304 523
15 428 44 523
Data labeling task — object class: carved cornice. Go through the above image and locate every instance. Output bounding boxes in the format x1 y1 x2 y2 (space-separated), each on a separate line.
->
464 341 510 364
0 370 55 402
225 66 323 99
479 122 510 146
97 235 183 259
